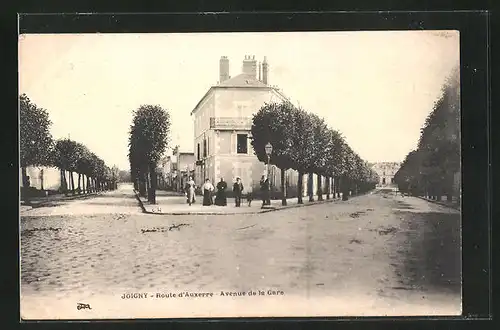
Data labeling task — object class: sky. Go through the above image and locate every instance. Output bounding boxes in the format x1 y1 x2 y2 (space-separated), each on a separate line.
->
19 31 459 170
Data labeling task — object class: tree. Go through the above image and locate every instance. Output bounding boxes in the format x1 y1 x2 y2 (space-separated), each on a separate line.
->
19 94 54 200
128 105 171 204
395 66 460 203
53 139 74 195
309 115 332 202
288 107 316 204
110 165 120 189
250 102 297 206
118 170 132 182
53 139 82 195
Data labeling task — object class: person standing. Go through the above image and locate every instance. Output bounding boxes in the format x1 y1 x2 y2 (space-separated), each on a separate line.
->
233 177 244 207
185 176 196 206
202 178 214 206
259 175 266 207
260 175 270 207
215 177 228 206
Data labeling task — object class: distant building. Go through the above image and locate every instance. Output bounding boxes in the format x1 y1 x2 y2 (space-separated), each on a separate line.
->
159 146 195 192
190 55 328 197
19 166 82 196
370 162 401 187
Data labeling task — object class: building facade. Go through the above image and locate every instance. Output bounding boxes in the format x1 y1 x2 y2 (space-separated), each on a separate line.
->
370 162 401 187
191 55 327 197
19 166 87 196
159 147 195 192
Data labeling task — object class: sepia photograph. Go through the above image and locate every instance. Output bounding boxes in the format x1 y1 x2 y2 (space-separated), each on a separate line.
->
19 31 461 319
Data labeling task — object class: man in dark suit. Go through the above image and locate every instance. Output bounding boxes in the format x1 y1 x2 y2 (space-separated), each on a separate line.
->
233 177 244 207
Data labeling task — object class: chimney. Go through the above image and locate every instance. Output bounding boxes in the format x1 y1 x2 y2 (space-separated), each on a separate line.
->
219 56 229 83
242 55 257 79
258 62 262 81
262 56 269 85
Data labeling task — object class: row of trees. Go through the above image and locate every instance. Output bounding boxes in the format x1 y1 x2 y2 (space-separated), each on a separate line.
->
394 67 460 202
251 102 379 206
20 94 119 201
128 105 171 204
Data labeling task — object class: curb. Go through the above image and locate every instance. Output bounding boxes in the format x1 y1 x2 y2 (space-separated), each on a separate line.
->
136 193 370 216
20 206 33 213
22 192 101 208
416 196 460 210
133 190 147 213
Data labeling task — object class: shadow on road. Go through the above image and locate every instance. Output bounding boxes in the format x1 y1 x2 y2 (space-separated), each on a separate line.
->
391 210 461 294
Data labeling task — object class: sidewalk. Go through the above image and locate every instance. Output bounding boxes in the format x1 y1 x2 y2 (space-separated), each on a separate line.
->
134 190 356 215
21 192 101 208
20 184 143 216
416 196 460 210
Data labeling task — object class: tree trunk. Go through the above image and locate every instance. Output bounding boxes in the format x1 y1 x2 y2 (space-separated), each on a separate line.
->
70 171 75 195
336 176 341 198
280 168 287 206
81 174 85 194
308 173 314 202
149 164 157 204
139 173 147 197
77 174 81 194
60 169 68 195
146 172 151 202
342 176 349 201
317 174 323 201
326 177 330 200
40 169 44 191
297 172 304 204
21 167 30 203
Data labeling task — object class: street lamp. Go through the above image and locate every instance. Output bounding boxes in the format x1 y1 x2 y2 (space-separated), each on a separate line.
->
265 142 273 173
265 142 273 204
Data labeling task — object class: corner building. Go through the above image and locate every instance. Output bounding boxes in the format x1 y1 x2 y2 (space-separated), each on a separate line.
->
191 55 326 197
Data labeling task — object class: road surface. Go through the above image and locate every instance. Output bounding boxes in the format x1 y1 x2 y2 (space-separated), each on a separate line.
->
20 185 461 318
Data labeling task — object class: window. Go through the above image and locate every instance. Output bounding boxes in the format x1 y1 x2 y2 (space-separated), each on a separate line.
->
203 139 207 158
207 137 210 156
237 134 248 154
197 143 200 160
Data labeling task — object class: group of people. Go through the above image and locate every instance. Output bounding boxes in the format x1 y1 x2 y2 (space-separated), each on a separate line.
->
184 175 271 208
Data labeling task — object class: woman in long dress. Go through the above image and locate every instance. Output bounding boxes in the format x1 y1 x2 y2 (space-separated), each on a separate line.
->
186 177 196 206
215 177 227 206
202 179 214 206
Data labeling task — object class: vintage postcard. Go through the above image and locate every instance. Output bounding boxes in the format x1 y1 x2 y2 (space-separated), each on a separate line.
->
19 31 461 319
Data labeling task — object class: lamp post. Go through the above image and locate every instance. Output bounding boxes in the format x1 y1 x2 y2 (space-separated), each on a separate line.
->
265 142 273 204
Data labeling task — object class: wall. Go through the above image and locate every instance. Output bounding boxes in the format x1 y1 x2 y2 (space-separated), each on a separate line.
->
20 166 61 191
194 91 215 140
214 88 283 118
177 154 196 173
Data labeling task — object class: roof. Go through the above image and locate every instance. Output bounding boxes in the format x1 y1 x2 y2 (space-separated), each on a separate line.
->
218 73 268 88
191 74 271 115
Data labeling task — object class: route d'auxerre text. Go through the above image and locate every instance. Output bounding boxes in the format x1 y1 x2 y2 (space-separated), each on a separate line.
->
121 290 284 300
